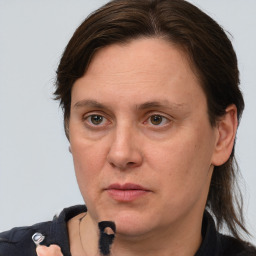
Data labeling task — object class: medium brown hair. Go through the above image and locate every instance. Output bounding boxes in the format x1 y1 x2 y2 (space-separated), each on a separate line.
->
55 0 246 239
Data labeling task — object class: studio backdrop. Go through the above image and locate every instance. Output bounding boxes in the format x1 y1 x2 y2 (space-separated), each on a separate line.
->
0 0 255 244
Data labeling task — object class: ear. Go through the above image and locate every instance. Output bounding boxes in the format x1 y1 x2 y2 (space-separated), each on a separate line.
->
64 117 70 141
211 104 238 166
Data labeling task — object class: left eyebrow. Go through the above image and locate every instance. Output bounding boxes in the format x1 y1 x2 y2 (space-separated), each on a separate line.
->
137 101 187 111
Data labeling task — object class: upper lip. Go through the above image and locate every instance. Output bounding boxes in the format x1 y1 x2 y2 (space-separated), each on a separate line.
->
106 183 149 191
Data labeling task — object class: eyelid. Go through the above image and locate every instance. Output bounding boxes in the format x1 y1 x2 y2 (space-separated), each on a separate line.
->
82 110 111 119
82 111 173 128
82 111 112 128
143 111 173 120
143 112 173 126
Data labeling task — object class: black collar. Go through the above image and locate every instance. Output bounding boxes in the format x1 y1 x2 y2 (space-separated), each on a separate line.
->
47 205 253 256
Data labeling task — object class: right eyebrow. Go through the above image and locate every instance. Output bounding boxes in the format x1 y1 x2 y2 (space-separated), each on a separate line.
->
73 99 107 110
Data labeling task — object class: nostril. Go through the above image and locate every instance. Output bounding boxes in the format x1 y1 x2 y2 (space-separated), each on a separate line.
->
109 161 136 169
110 162 115 168
127 162 135 166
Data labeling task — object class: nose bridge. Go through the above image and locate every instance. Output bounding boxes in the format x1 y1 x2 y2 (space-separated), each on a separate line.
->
107 121 142 169
114 121 133 148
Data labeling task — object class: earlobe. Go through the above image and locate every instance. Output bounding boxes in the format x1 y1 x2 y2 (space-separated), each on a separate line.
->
211 104 238 166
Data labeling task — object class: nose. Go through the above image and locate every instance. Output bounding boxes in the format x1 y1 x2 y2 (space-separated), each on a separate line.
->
107 125 143 170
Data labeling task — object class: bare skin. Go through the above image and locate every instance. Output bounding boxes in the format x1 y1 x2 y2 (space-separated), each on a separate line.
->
36 245 63 256
67 213 99 256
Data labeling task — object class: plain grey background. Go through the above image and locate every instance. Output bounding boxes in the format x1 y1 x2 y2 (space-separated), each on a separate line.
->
0 0 256 244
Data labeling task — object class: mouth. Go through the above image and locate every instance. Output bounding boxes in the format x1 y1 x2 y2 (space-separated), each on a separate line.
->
105 183 151 202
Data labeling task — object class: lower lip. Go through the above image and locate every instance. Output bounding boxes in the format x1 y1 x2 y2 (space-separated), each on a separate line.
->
107 189 149 202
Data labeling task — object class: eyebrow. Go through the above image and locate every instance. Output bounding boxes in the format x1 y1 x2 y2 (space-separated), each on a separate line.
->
73 99 187 111
73 99 107 109
137 101 187 111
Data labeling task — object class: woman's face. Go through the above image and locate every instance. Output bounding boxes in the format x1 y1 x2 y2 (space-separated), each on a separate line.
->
69 38 218 237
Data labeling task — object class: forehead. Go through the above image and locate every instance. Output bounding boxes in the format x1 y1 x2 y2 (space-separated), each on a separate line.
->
86 38 193 78
71 38 206 110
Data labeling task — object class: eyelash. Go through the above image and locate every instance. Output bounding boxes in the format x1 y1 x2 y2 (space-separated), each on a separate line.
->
143 114 170 127
83 114 110 127
82 113 171 129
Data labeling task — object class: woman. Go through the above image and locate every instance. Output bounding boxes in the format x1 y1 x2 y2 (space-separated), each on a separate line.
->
1 0 255 255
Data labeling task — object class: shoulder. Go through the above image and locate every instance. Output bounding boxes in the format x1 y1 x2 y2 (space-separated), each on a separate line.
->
0 221 52 256
219 233 256 256
0 205 86 256
198 211 256 256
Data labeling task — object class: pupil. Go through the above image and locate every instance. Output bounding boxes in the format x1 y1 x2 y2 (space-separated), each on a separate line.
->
91 115 103 125
151 115 162 125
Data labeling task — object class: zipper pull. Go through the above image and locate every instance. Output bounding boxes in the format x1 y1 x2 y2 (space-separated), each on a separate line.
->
32 233 45 247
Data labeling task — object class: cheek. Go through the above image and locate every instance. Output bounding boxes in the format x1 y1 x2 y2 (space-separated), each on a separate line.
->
71 137 109 195
146 125 215 195
145 133 214 222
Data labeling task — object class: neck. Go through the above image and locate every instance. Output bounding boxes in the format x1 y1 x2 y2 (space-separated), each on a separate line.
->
112 217 202 256
80 210 203 256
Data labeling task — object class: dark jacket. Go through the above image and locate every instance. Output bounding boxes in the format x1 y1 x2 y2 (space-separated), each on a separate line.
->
0 205 255 256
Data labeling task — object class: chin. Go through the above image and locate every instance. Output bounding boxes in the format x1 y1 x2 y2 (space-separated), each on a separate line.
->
105 211 154 237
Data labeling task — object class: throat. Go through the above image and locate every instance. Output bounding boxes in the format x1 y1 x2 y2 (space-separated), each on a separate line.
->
109 224 202 256
67 212 98 256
